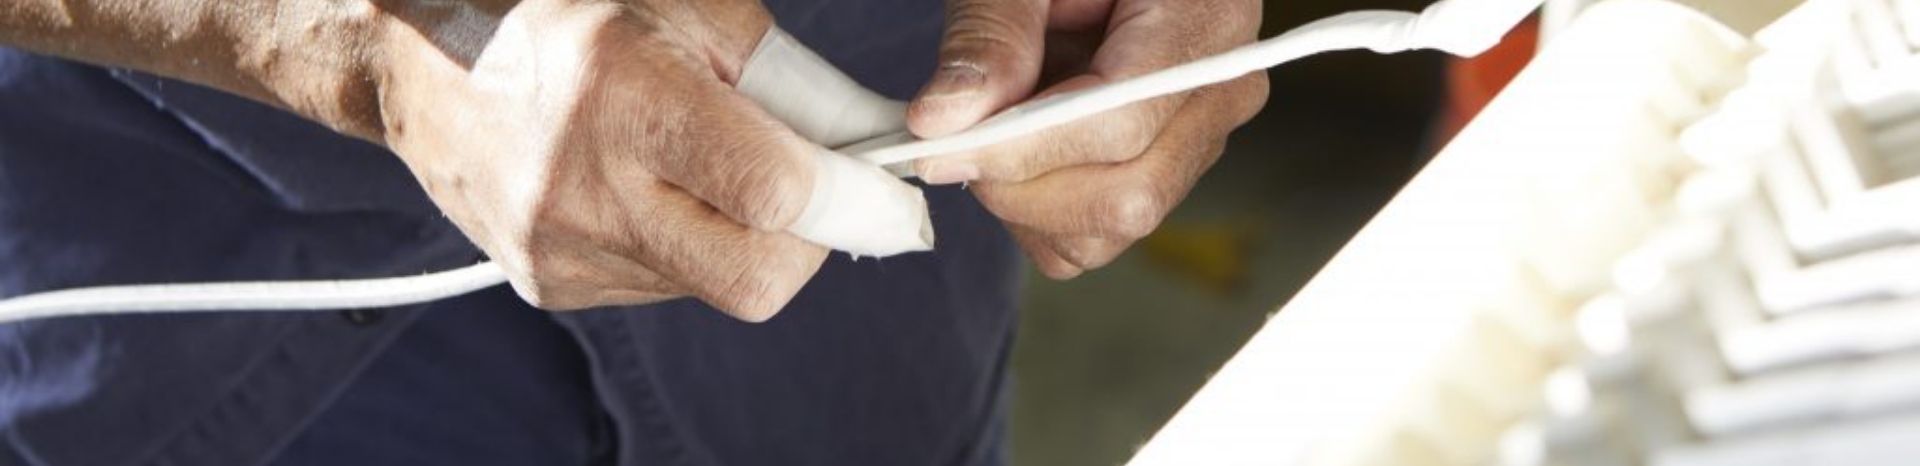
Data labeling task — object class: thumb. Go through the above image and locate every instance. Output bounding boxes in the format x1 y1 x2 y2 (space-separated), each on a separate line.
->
908 0 1049 138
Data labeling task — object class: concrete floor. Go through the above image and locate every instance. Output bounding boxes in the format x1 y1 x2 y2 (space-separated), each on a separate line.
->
1007 1 1453 463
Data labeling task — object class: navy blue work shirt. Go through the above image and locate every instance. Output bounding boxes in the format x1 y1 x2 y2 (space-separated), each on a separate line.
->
0 1 1023 465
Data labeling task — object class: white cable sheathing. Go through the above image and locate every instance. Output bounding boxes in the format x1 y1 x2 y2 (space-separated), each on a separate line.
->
0 0 1542 322
736 27 911 148
737 27 936 256
0 263 507 324
853 0 1546 168
791 147 936 258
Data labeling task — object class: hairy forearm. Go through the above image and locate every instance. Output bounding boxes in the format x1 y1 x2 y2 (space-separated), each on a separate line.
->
1 0 400 141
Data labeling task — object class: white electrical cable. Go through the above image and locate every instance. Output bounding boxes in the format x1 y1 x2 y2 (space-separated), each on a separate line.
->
0 0 1545 324
736 27 936 258
0 263 508 323
852 0 1546 168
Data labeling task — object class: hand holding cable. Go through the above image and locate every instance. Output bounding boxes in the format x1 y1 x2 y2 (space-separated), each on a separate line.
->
0 0 1545 323
378 0 923 320
904 0 1271 279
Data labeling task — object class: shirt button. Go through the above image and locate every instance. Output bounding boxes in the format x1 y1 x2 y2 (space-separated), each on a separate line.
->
340 310 384 326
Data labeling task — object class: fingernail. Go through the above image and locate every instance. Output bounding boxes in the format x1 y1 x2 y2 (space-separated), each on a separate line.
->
920 63 986 100
920 162 980 185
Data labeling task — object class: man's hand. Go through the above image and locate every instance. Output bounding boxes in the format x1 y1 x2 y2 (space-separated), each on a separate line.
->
0 0 850 321
907 0 1269 279
378 0 827 320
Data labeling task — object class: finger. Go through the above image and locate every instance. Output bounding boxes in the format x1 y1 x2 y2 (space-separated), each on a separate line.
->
1010 225 1083 280
1046 234 1135 272
607 173 831 322
971 74 1263 237
586 30 930 256
916 0 1254 185
584 42 823 234
908 0 1050 138
974 162 1170 239
1047 0 1118 32
914 74 1185 184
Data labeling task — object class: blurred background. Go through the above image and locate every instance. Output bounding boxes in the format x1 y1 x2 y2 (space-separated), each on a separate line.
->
1006 0 1828 463
1008 1 1472 464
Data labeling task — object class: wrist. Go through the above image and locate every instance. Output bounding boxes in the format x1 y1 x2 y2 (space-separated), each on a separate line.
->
364 0 523 148
224 0 399 143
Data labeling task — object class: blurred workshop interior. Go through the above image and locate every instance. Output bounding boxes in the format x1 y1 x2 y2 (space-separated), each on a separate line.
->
1007 1 1802 465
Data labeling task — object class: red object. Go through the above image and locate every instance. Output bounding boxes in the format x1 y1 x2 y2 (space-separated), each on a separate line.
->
1435 16 1540 147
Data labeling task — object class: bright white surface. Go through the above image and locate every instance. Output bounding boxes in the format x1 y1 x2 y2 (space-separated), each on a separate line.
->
1652 408 1920 466
1719 295 1920 374
1685 350 1920 438
1126 3 1742 464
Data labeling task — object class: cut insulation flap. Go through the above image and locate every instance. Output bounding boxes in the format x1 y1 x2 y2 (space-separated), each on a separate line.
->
0 0 1546 322
735 26 935 258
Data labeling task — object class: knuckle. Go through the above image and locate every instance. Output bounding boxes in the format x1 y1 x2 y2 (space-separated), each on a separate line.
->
708 255 809 323
1054 238 1122 271
728 150 810 231
1102 186 1167 239
1206 139 1232 163
685 113 811 231
1104 107 1162 159
1228 73 1271 125
1034 254 1085 280
942 1 1042 63
1011 228 1084 279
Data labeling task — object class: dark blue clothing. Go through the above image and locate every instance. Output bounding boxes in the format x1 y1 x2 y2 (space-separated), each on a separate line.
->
0 1 1022 465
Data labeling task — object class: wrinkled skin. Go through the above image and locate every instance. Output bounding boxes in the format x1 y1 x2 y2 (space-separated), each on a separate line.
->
0 0 1271 318
908 0 1271 279
0 0 833 321
377 0 829 320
